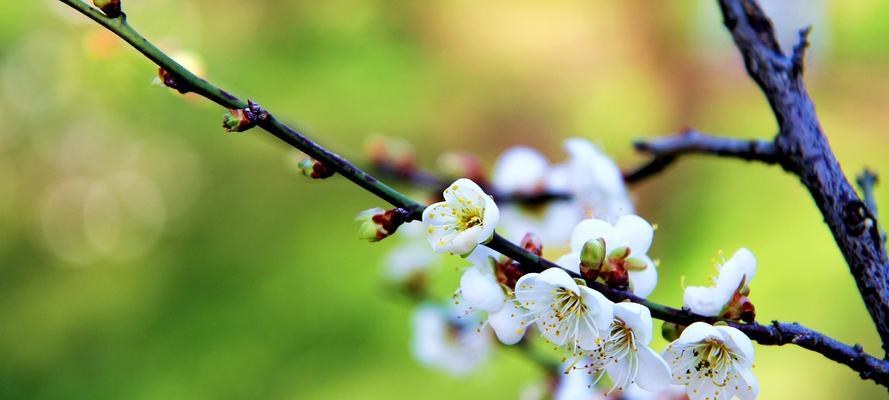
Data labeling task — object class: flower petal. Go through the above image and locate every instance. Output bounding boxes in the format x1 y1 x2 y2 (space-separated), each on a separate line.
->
478 192 500 243
579 286 614 336
732 368 759 400
628 256 658 299
683 285 730 317
488 300 530 345
537 267 580 293
514 273 551 312
449 225 484 256
570 218 619 254
613 302 653 345
554 252 581 275
716 247 757 292
675 322 722 345
443 178 488 210
634 345 672 392
459 267 505 312
614 215 654 255
716 326 755 368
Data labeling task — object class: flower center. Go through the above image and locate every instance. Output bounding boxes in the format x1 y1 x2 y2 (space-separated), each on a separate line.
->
457 208 483 230
689 339 738 386
553 288 586 320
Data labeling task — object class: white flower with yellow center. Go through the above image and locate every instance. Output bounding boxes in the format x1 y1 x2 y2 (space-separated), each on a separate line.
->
576 303 671 394
662 322 758 400
683 248 756 317
514 267 614 351
423 178 499 256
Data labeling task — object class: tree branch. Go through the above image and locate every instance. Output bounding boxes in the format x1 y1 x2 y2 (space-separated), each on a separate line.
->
718 0 889 356
58 0 889 386
624 129 780 183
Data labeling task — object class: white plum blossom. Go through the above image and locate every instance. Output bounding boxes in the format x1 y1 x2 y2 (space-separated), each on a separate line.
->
549 138 633 224
556 215 659 298
492 139 633 249
514 267 614 351
412 304 491 376
422 178 499 256
577 302 671 394
457 247 531 345
683 248 757 317
662 322 758 400
382 221 438 283
492 146 550 195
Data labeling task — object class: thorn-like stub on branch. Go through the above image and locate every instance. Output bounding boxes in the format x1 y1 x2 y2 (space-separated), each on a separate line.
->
791 26 813 78
356 207 407 242
298 158 335 179
93 0 122 18
223 101 269 133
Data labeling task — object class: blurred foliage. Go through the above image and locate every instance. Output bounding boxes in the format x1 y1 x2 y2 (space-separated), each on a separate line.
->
1 0 888 398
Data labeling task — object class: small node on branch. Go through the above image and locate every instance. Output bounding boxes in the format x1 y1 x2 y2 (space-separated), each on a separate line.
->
356 207 409 242
157 68 190 94
790 26 813 78
92 0 122 18
298 158 335 179
223 101 269 133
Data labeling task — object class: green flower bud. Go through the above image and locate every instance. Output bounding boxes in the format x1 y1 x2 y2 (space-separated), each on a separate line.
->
298 158 334 179
580 238 606 271
356 208 386 242
661 321 684 342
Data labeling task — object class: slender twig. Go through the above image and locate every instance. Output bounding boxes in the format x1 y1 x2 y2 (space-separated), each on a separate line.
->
58 0 889 387
857 169 886 245
718 0 889 356
624 129 781 183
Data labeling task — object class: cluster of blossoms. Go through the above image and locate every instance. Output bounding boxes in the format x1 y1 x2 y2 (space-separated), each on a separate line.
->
368 139 760 399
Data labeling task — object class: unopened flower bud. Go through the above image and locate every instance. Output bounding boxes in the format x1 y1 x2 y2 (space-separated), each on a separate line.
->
355 208 405 242
661 321 684 342
223 109 250 132
298 158 335 179
520 232 543 256
93 0 122 18
580 238 606 280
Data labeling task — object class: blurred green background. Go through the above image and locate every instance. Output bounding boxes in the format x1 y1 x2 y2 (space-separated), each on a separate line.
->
1 0 888 398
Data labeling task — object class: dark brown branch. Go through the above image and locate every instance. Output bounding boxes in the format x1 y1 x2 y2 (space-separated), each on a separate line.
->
624 129 780 183
718 0 889 356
